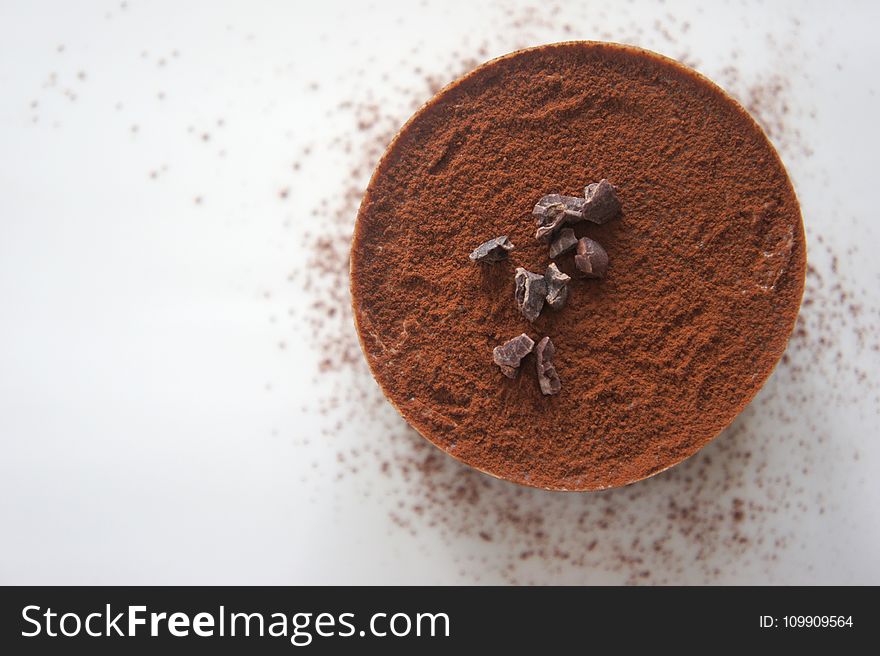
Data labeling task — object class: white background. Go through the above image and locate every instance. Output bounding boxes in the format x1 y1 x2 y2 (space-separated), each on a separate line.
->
1 0 878 584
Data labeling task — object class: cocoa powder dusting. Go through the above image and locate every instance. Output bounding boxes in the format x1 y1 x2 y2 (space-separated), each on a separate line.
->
287 3 879 583
353 42 805 490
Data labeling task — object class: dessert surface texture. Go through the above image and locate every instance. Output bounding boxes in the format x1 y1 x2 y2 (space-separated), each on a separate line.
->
351 42 805 490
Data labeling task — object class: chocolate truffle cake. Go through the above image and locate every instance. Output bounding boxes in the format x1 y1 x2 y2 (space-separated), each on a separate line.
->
350 42 806 490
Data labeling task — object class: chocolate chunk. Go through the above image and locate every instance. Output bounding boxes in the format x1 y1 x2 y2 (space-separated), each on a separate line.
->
574 237 609 278
469 235 514 263
492 333 534 378
544 263 571 310
533 194 585 242
533 194 585 224
534 207 567 243
535 336 561 395
514 267 547 322
535 218 565 243
548 227 578 258
582 179 621 225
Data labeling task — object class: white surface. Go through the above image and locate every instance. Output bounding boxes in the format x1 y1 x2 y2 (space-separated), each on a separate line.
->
1 0 878 584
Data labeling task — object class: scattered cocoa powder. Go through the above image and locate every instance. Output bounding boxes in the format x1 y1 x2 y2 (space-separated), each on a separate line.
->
292 3 879 583
46 0 871 584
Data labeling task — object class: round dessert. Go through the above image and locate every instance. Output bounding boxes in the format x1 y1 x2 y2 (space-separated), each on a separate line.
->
350 42 805 491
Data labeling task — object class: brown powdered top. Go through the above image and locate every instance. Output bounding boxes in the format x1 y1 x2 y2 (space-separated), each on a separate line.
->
350 42 806 491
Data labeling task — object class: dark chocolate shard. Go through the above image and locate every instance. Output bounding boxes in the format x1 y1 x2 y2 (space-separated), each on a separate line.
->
544 263 571 310
533 194 585 242
574 237 609 278
514 267 547 322
582 179 621 225
548 227 578 258
535 336 561 395
533 194 585 224
534 206 567 242
469 235 514 263
535 217 565 243
492 333 534 378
